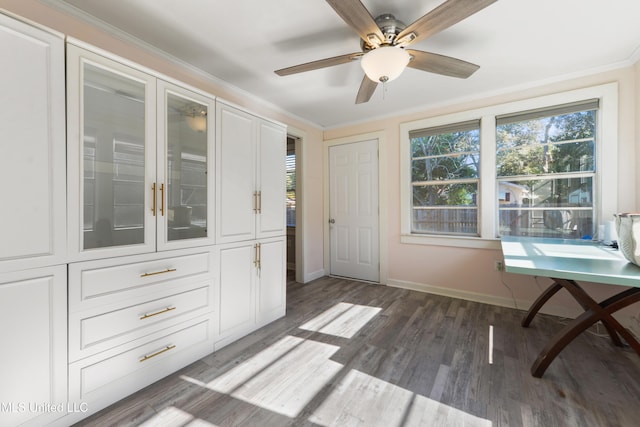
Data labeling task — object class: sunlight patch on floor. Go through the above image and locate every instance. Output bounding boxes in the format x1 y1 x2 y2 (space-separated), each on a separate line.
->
138 406 217 427
172 304 489 426
489 325 494 365
299 302 382 338
204 335 343 418
309 370 492 427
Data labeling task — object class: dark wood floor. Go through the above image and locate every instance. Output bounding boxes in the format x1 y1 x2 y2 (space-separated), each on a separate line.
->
74 276 640 426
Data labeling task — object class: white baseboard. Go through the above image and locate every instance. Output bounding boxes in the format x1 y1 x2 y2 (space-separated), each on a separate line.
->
304 269 325 283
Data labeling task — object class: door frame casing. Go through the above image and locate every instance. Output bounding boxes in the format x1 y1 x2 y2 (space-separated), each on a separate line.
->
323 131 388 284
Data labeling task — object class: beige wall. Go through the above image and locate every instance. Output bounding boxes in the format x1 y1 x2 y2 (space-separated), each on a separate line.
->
325 67 639 327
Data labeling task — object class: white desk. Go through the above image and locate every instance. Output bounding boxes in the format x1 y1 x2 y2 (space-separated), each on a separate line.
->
501 236 640 377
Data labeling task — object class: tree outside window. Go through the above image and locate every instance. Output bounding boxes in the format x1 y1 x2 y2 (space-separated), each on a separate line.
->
496 101 597 238
410 121 480 236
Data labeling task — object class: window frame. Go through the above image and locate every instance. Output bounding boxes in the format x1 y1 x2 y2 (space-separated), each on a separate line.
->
399 83 618 249
409 119 481 237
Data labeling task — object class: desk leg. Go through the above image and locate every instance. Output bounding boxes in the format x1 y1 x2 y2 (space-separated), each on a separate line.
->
523 278 623 346
556 278 623 347
531 287 640 378
522 281 563 327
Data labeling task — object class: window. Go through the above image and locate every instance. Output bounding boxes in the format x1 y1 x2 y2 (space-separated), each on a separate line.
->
409 121 480 236
286 137 296 227
496 100 598 238
400 83 618 247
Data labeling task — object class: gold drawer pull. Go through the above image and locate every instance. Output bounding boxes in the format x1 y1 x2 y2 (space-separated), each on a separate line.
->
140 268 176 278
139 306 176 320
139 345 176 362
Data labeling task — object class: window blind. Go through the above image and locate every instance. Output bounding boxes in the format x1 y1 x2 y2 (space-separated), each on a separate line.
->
409 119 480 140
496 99 599 126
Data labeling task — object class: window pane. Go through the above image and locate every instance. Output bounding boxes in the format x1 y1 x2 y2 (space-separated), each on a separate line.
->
496 107 596 239
286 153 296 227
498 177 593 238
497 111 595 177
411 131 479 158
413 183 478 207
412 153 479 182
409 122 480 236
412 208 478 235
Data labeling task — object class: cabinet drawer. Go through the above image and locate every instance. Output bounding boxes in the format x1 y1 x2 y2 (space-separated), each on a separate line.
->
70 284 211 361
69 251 210 311
70 316 212 401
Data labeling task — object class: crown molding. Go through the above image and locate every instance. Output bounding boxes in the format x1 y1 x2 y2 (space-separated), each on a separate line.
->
39 0 322 130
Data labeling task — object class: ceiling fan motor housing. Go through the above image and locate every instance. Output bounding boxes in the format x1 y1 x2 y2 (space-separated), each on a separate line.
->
361 13 407 51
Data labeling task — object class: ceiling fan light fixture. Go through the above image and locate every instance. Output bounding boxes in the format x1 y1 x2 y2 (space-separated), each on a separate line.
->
360 46 410 83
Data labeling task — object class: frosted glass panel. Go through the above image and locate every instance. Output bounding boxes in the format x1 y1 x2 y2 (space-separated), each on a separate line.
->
166 93 208 241
83 63 146 249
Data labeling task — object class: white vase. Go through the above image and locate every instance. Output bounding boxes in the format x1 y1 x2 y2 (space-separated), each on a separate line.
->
614 213 640 266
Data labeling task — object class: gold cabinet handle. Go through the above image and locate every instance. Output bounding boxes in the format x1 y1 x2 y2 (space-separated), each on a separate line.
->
258 190 262 213
139 345 176 362
151 183 157 216
140 268 176 278
160 183 166 216
253 243 258 267
139 306 176 320
254 242 261 270
253 191 258 213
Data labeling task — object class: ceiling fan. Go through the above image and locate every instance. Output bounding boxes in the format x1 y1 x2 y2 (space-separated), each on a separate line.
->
275 0 497 104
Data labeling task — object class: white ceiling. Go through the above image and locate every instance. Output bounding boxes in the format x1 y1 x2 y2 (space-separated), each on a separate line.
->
51 0 640 129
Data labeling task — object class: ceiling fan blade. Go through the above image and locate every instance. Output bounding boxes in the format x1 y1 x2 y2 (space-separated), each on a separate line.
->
326 0 385 45
355 75 378 104
406 49 479 79
396 0 497 46
275 52 362 76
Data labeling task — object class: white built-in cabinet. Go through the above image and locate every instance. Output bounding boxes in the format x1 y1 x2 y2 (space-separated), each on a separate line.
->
215 237 286 347
62 42 219 424
66 247 216 419
66 43 215 261
1 11 287 426
0 13 66 274
0 266 67 427
214 101 287 348
0 14 68 427
215 101 287 243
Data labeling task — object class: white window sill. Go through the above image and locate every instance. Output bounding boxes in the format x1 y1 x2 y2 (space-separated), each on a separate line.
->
400 234 501 250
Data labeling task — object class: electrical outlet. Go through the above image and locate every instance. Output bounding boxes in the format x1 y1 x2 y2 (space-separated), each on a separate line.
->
494 260 504 272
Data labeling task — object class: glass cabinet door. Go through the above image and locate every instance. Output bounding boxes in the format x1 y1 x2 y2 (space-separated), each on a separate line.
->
67 44 157 259
157 81 214 249
83 63 148 249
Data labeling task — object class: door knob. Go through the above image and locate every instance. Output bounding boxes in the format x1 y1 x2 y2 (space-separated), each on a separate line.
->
329 218 335 224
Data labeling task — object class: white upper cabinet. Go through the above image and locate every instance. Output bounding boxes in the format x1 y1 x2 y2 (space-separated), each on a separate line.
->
66 43 215 260
215 101 286 244
0 14 66 273
257 120 288 238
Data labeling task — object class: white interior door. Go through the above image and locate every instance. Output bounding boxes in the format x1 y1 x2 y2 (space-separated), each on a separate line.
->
329 139 379 282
